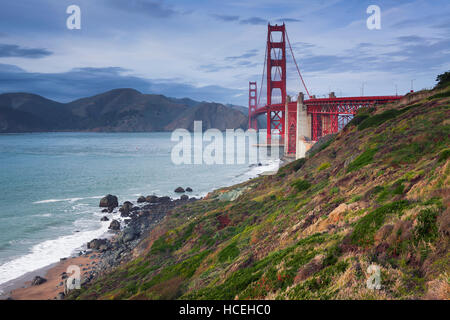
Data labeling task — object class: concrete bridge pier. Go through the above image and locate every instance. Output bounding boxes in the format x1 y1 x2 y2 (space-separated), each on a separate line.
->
296 92 313 159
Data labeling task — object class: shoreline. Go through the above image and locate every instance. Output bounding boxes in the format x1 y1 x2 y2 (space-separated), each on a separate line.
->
0 160 284 300
1 193 196 300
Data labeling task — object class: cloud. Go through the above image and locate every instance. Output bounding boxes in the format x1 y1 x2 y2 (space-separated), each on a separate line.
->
0 44 52 58
212 14 240 22
109 0 177 18
240 17 267 25
276 18 302 23
292 36 450 75
225 50 259 61
0 64 245 104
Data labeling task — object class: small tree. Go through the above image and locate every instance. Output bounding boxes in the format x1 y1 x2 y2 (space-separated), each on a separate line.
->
436 71 450 87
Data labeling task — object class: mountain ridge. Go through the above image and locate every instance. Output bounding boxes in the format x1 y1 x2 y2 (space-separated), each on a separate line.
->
0 89 248 133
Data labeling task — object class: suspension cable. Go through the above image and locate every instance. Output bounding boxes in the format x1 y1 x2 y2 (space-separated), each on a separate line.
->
285 28 311 99
257 41 267 107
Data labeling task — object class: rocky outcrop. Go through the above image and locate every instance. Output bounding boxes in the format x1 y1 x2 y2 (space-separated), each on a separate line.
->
87 239 108 250
108 220 120 231
175 187 185 193
99 195 118 208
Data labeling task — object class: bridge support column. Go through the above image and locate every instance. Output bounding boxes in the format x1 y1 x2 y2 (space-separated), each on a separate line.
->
296 92 312 159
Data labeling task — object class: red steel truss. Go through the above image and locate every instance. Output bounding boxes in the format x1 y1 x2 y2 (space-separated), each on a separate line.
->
306 96 403 140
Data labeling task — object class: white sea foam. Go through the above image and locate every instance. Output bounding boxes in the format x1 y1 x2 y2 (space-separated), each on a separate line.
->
33 196 102 204
0 211 119 286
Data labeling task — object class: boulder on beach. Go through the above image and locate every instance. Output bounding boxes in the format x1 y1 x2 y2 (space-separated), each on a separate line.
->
174 187 185 193
180 195 189 201
87 238 108 250
145 195 158 203
119 201 133 212
100 216 109 222
159 196 171 203
137 196 146 203
31 276 47 286
99 195 118 208
109 220 120 231
186 187 193 192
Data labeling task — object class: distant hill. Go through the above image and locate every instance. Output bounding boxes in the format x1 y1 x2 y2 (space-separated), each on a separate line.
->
0 89 248 133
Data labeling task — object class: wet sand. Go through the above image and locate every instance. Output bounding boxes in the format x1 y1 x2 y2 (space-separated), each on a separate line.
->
6 254 99 300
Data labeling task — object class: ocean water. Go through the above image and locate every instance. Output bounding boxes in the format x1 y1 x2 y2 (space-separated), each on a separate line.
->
0 132 279 286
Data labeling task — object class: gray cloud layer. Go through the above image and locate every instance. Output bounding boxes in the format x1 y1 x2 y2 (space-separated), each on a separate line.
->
0 44 52 58
0 64 244 104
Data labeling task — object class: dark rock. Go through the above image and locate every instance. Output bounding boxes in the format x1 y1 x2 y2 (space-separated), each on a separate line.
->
119 201 133 216
107 207 114 213
31 276 47 286
101 209 108 213
109 220 120 231
137 196 146 203
122 226 139 243
186 187 193 192
100 216 109 222
99 194 118 208
174 187 185 193
145 195 158 203
180 195 189 201
159 196 171 203
87 238 108 250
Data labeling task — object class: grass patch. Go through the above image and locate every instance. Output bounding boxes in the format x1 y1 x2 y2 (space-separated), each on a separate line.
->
218 242 240 263
438 148 450 163
291 179 311 192
358 109 403 131
414 209 439 243
350 200 409 246
317 162 331 171
347 148 378 172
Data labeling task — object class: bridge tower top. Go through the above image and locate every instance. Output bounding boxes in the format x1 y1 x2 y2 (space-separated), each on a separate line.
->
267 23 287 106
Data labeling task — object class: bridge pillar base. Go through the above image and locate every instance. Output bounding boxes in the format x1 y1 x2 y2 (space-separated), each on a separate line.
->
296 92 313 159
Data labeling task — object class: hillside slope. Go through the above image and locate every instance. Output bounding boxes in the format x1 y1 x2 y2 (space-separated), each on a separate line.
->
0 89 248 132
71 84 449 300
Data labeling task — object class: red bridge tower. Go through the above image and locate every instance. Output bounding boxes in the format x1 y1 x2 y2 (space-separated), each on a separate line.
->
266 24 287 143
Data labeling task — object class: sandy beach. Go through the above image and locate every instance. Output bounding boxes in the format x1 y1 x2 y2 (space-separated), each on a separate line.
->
6 254 99 300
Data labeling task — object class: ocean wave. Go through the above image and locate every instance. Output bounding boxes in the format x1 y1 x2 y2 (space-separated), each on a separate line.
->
0 217 114 286
33 196 103 204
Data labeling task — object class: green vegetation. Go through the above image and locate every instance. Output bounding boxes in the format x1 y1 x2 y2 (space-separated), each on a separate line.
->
436 71 450 88
218 242 240 263
347 148 378 172
291 179 311 192
414 209 439 243
317 162 331 171
438 148 450 163
351 200 410 246
358 109 403 130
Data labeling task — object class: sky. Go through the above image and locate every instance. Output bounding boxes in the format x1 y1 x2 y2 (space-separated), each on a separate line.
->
0 0 449 105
